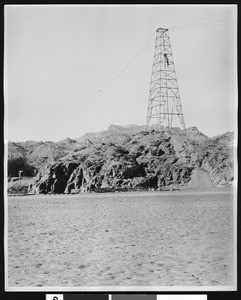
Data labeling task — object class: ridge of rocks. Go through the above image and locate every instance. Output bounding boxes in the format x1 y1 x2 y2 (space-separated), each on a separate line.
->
8 125 234 194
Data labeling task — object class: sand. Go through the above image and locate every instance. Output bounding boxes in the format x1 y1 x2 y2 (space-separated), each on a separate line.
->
7 190 234 288
187 168 215 190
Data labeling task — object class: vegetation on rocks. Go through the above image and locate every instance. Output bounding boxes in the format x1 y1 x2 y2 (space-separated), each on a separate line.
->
8 156 36 177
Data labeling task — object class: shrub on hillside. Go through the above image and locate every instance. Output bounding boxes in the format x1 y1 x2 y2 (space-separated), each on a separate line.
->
8 157 36 177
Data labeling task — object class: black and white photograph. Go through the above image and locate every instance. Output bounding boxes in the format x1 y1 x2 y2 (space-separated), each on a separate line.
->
4 4 237 291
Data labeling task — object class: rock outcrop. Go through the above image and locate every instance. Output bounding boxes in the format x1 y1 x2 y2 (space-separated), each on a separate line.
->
8 138 77 173
20 125 234 194
30 162 79 194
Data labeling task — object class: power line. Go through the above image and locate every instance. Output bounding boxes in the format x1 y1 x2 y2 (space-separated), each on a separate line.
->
170 20 231 30
171 19 231 27
47 32 156 138
103 38 155 91
84 37 155 111
80 19 232 111
47 19 232 139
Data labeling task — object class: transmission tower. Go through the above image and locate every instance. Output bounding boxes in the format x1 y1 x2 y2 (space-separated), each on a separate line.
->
146 27 185 129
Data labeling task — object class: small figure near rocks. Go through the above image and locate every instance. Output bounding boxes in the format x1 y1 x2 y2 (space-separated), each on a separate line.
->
18 170 23 179
28 183 34 194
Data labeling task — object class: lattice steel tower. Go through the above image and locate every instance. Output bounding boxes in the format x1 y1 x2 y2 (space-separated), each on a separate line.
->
146 27 185 129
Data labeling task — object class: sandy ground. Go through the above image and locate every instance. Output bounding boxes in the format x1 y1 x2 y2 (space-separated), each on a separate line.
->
7 190 234 287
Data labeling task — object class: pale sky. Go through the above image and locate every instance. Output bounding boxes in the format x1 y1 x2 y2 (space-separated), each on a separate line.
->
5 5 237 142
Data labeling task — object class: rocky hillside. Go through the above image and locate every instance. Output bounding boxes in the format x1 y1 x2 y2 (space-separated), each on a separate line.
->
8 138 77 173
8 125 234 194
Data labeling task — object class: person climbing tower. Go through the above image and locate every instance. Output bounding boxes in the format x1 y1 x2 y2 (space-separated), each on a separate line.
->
164 53 170 66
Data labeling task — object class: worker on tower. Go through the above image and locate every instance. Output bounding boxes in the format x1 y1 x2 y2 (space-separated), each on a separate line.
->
164 53 169 66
